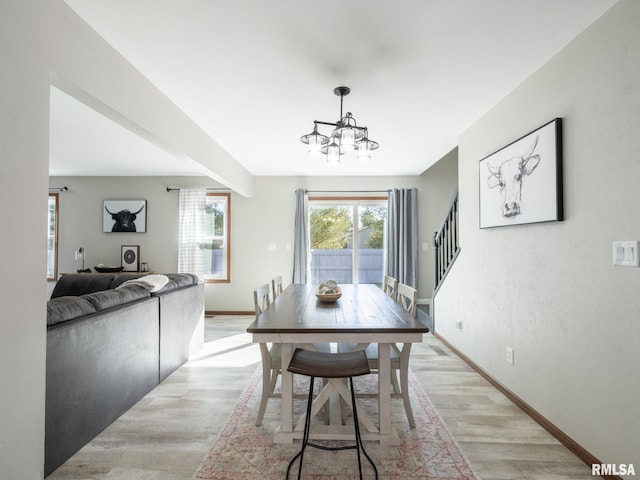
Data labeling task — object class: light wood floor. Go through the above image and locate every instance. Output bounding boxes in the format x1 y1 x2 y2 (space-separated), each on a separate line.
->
47 315 595 479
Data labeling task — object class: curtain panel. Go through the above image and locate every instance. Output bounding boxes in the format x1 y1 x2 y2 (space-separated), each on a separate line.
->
387 188 419 288
178 188 206 279
292 189 309 284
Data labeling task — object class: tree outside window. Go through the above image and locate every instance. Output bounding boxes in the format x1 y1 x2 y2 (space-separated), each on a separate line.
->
310 206 353 249
309 198 387 285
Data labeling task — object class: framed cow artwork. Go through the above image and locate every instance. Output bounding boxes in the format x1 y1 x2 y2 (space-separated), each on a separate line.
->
103 200 147 233
479 118 563 229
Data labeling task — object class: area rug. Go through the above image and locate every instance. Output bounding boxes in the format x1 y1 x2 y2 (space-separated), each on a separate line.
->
194 368 477 479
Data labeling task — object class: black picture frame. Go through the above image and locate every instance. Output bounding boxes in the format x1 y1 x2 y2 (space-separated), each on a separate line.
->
121 245 140 272
479 118 563 229
103 200 147 233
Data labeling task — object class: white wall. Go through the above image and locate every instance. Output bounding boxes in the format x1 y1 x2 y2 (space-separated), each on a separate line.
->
1 1 252 475
53 167 459 313
0 1 49 478
434 0 639 472
48 0 253 196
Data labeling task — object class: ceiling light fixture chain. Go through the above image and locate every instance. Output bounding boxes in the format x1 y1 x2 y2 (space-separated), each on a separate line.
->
300 86 379 165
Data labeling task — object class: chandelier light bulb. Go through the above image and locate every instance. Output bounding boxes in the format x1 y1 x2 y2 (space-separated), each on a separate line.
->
307 134 322 154
340 128 356 153
327 140 340 165
356 141 371 163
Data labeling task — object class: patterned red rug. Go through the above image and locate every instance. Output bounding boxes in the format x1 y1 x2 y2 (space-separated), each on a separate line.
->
194 368 477 479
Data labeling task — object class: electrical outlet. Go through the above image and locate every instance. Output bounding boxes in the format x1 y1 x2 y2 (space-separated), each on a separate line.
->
455 320 463 330
506 346 514 365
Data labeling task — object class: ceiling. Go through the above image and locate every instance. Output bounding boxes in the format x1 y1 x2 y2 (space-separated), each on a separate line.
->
51 0 618 178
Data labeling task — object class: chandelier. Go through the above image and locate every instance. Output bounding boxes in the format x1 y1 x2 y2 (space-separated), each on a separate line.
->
300 86 379 165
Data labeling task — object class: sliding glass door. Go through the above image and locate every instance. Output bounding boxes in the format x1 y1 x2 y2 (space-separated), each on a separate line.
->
309 198 387 285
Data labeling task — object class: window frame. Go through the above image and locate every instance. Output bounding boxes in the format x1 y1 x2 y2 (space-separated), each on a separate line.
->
203 192 231 283
47 193 59 281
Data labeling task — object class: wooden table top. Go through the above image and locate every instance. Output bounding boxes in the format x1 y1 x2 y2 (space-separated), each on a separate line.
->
247 283 429 334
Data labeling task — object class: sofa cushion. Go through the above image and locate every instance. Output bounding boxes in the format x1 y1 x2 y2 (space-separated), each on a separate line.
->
168 273 199 287
47 296 97 326
156 273 199 293
82 285 150 311
50 274 115 298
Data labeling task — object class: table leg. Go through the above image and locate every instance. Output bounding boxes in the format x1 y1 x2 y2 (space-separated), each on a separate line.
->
280 342 294 434
378 342 392 438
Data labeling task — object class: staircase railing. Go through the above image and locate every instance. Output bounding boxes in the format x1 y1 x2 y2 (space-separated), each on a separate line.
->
433 190 460 293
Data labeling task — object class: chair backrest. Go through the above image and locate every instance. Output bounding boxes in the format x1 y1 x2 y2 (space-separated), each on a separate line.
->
253 283 271 318
396 282 417 318
383 275 397 301
272 275 284 300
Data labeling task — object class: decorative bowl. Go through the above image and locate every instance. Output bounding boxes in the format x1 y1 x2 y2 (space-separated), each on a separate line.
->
94 265 124 273
316 285 342 303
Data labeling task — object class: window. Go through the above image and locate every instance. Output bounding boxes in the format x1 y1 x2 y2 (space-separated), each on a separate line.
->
203 192 230 283
47 193 59 280
309 197 387 285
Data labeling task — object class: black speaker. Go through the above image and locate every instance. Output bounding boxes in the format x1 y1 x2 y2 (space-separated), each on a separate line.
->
121 245 140 272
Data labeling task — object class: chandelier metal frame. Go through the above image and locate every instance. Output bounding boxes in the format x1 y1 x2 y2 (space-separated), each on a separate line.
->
300 86 379 165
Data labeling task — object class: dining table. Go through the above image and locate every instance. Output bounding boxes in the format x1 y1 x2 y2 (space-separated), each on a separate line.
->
246 283 429 445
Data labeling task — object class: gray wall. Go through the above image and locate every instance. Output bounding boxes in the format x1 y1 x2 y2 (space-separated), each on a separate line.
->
434 0 639 472
50 176 222 277
52 165 459 312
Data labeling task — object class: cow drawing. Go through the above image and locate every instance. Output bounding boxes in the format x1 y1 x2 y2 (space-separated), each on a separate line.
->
104 205 144 232
487 135 541 218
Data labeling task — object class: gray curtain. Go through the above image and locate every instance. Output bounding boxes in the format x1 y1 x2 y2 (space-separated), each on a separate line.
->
387 188 419 288
292 189 309 284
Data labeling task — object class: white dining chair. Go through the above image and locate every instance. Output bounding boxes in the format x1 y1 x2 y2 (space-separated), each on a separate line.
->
396 282 417 318
271 275 284 300
338 341 415 428
254 283 280 426
383 275 398 301
393 282 418 426
253 283 331 426
339 281 419 428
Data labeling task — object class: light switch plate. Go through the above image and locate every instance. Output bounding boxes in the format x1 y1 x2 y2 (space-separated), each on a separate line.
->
612 241 639 267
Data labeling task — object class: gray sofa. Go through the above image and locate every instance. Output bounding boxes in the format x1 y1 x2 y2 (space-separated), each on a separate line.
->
45 273 204 477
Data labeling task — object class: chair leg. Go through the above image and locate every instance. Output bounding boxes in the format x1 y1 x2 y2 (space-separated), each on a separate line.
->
390 370 401 395
255 368 272 426
285 373 378 479
350 377 378 480
286 375 315 479
399 345 416 428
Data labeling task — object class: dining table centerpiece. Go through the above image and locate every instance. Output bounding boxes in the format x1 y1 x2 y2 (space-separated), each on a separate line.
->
316 280 342 302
